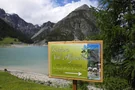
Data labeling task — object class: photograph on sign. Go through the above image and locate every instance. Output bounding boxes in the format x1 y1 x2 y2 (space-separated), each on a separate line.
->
48 41 103 82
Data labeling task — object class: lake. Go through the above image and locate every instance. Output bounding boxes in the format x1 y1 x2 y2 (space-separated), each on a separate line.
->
0 46 48 74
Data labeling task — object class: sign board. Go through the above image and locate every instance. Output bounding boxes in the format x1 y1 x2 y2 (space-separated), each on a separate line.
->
48 41 103 82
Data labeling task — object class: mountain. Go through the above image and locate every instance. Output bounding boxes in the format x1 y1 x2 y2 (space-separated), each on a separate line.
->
31 21 55 43
0 8 40 37
0 4 99 44
46 4 99 41
0 18 33 43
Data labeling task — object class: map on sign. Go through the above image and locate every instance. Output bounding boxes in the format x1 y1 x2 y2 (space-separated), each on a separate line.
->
48 41 103 82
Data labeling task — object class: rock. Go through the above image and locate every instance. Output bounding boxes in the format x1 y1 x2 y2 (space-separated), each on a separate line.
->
4 68 7 72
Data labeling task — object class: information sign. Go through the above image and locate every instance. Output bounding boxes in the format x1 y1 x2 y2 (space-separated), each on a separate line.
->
48 41 103 82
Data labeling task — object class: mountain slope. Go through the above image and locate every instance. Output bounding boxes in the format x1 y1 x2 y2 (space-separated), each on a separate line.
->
0 8 40 37
31 21 55 43
47 4 99 41
0 18 33 43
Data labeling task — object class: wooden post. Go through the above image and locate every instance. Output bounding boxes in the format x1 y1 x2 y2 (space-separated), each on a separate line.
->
73 80 77 90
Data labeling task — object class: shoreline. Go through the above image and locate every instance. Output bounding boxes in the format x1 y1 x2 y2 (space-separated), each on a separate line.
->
0 44 48 48
0 68 71 88
0 68 102 90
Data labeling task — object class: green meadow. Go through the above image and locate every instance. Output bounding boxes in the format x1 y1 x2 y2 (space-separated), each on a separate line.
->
0 37 20 45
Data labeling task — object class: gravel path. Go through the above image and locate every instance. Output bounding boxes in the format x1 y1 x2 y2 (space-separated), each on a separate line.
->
9 70 71 88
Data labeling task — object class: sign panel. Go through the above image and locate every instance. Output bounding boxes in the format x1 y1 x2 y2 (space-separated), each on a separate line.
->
48 41 103 82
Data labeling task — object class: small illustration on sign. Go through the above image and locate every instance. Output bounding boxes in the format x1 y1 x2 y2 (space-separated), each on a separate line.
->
81 44 100 80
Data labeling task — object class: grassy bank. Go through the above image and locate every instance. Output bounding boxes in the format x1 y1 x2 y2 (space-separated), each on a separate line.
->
0 37 21 45
0 71 71 90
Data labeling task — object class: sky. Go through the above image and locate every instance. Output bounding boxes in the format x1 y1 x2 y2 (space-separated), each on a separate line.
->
0 0 98 25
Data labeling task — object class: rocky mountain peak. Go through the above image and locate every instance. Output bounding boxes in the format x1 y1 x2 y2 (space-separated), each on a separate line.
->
46 4 99 41
11 13 19 18
74 4 90 11
41 21 54 28
62 4 91 21
31 21 55 42
0 8 6 15
0 8 40 37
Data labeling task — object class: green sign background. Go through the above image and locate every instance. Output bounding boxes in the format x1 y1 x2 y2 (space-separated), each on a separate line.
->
50 44 88 79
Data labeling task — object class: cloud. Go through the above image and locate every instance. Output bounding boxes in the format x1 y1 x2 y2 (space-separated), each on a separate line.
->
0 0 98 25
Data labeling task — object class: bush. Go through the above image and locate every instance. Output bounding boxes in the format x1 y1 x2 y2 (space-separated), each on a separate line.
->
78 81 89 90
96 77 129 90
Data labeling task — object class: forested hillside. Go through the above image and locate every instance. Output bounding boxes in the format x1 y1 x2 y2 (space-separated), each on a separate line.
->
0 18 33 44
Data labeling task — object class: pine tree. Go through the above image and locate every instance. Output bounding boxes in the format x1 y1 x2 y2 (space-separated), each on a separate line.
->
95 0 135 89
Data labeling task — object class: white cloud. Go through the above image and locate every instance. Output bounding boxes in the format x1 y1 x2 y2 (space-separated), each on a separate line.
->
0 0 98 25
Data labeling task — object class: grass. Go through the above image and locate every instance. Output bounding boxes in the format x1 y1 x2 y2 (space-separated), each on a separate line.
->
0 71 71 90
0 37 21 45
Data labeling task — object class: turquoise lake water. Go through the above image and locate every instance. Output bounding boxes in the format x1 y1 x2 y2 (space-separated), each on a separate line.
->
0 46 48 74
